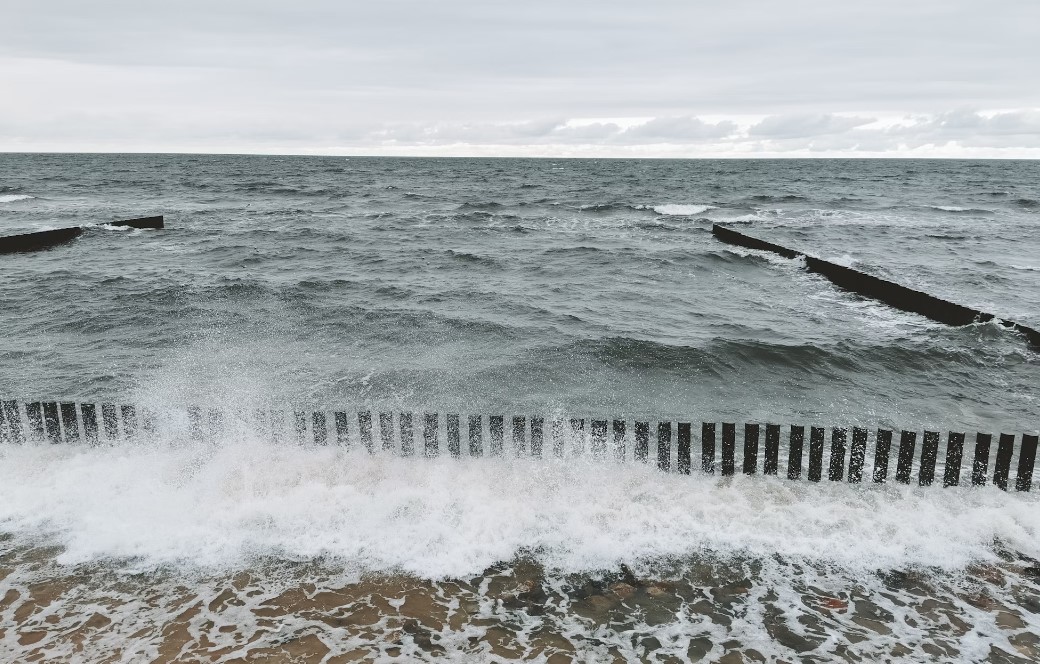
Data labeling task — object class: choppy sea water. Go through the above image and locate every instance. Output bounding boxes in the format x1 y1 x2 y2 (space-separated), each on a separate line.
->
1 155 1039 662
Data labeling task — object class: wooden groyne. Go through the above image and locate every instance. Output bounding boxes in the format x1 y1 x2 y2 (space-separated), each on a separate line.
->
2 400 1037 491
0 216 164 254
712 224 1040 347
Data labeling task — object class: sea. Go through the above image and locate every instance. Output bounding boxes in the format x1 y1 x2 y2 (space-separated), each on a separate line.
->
1 154 1038 662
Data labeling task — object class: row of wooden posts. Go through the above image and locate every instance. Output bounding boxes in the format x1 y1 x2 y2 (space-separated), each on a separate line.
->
2 400 1037 491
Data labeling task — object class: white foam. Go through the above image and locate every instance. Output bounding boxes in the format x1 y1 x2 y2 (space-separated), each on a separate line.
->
651 203 717 216
929 205 990 213
0 194 34 203
0 442 1036 578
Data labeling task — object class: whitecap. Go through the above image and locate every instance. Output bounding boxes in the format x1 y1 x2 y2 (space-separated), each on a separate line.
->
652 203 717 216
0 194 34 203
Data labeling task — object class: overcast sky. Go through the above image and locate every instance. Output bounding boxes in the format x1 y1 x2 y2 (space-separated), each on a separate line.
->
2 1 1038 157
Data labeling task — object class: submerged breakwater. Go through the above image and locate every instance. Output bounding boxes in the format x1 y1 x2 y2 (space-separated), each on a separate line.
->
1 155 1038 661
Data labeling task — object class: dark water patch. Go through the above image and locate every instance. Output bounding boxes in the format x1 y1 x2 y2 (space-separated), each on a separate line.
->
747 194 808 203
443 250 499 268
542 246 609 260
458 201 505 211
924 233 971 241
1014 198 1039 209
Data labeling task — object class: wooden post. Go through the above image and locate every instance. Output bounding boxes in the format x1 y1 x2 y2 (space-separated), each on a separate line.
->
60 402 81 443
848 427 867 483
552 419 565 458
43 402 61 443
295 411 309 445
635 421 650 463
1 401 23 444
270 410 285 442
380 412 394 451
721 423 736 476
613 419 626 460
702 423 716 473
512 416 526 456
569 418 585 455
943 432 964 487
424 413 439 457
25 402 45 441
787 425 804 480
334 412 350 446
895 431 917 484
399 413 414 456
141 408 156 439
763 424 779 476
81 403 99 446
658 421 672 471
187 406 203 441
312 412 328 446
807 426 824 482
1016 434 1038 492
743 423 759 475
873 429 893 483
101 403 119 440
531 416 544 458
253 409 269 440
120 405 138 440
469 415 483 457
677 422 691 475
828 428 847 482
919 431 939 486
591 420 607 458
358 411 374 452
971 433 992 486
447 414 461 458
489 416 504 456
208 409 224 440
994 433 1015 491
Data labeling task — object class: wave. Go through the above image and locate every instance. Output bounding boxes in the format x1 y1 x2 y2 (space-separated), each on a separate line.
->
747 195 807 203
1 442 1038 578
0 194 34 203
927 205 993 214
457 201 504 211
444 249 499 267
924 233 971 241
646 204 717 216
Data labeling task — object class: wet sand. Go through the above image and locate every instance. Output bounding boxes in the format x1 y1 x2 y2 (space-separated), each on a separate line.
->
3 537 1039 662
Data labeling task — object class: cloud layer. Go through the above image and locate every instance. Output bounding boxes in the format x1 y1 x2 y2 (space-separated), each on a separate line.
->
2 1 1038 156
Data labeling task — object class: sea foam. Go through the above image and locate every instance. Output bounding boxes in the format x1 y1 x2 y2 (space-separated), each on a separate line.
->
651 204 717 216
0 441 1036 578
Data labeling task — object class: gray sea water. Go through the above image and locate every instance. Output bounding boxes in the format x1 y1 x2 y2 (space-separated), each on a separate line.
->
2 155 1039 427
1 155 1039 662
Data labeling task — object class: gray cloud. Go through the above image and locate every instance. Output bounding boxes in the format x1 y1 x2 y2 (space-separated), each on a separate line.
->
748 114 876 139
1 1 1039 155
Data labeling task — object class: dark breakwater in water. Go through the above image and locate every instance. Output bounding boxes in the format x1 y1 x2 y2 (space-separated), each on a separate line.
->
1 155 1039 661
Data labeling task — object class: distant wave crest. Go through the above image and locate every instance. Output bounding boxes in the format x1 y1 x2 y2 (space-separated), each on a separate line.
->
0 194 34 203
647 203 717 216
927 205 993 214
